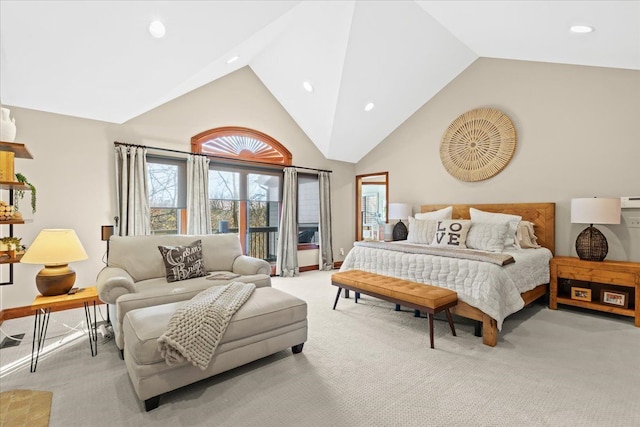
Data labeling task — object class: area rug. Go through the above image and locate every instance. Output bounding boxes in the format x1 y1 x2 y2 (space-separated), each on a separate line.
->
0 389 52 427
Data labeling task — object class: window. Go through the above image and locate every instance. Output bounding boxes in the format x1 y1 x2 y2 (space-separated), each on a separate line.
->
297 174 319 246
147 156 187 234
193 127 292 259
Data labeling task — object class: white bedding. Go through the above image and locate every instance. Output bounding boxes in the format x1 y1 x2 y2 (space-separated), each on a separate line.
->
339 242 552 330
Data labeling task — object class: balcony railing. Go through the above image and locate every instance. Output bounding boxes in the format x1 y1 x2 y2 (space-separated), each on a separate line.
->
151 224 316 263
222 226 277 262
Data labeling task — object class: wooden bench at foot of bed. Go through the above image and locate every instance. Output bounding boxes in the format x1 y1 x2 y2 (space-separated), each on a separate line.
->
331 270 458 349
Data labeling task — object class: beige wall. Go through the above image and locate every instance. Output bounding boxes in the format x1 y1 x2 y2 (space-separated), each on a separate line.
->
356 58 640 261
0 67 355 309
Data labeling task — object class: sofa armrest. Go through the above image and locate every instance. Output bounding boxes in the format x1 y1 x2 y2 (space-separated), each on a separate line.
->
96 267 136 305
232 255 271 276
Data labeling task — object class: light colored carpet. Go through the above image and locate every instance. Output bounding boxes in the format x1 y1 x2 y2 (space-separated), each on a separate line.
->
0 389 52 427
1 270 639 426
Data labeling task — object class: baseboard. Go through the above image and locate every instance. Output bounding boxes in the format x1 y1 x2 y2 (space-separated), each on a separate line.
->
272 262 342 276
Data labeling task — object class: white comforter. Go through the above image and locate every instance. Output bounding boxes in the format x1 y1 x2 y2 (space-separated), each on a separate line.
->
339 243 552 330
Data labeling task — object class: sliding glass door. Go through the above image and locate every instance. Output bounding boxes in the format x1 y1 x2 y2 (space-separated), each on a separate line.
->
209 165 281 261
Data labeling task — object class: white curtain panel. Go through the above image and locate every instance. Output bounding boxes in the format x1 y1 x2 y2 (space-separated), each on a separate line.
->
276 167 299 277
187 154 212 235
114 145 150 236
318 171 334 270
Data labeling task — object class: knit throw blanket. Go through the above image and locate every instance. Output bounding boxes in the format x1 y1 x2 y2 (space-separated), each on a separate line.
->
157 282 256 370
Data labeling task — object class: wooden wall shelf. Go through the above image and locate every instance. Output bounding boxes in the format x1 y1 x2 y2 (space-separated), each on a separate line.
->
0 181 30 191
0 219 31 225
0 253 24 264
0 141 33 159
0 140 33 285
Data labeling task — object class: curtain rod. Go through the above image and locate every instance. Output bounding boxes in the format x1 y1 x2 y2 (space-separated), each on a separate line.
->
114 141 333 173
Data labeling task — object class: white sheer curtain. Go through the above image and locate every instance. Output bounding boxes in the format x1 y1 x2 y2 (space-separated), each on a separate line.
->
276 167 299 277
186 154 211 234
318 171 334 270
114 145 150 236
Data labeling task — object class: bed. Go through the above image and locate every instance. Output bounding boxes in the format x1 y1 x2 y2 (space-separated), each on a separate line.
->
340 202 555 346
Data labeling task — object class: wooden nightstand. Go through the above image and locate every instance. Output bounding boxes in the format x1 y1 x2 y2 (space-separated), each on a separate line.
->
550 256 640 326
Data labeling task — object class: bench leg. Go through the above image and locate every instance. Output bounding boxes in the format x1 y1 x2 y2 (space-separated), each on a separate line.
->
445 309 457 336
355 292 360 303
428 313 435 349
395 304 401 311
333 288 342 310
344 289 349 299
414 309 421 317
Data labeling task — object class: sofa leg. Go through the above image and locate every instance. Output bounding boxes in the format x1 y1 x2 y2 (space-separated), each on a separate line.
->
291 343 304 354
144 396 160 411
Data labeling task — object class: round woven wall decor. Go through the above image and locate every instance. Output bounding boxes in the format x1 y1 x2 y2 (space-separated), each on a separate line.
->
440 107 517 182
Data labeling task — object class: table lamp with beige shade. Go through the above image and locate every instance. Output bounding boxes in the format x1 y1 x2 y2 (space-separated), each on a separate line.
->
570 197 621 262
20 229 88 296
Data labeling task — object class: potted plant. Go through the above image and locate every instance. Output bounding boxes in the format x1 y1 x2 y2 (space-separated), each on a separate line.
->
14 172 36 214
1 236 21 257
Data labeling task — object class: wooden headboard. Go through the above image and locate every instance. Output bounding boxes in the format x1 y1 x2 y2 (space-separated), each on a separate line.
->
420 203 555 255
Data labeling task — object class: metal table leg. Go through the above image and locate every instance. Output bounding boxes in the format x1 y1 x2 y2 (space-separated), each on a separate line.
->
84 301 98 356
30 308 51 373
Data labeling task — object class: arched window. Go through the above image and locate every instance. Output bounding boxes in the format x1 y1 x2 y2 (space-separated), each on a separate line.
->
190 127 297 261
191 126 292 166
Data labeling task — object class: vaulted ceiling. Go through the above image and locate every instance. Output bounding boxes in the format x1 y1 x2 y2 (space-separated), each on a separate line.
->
1 1 638 163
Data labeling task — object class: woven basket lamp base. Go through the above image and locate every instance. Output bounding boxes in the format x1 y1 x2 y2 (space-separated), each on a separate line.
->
575 226 608 261
393 221 408 241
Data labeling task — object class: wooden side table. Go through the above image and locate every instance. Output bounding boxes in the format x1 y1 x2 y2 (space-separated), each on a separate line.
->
30 286 100 372
550 257 640 326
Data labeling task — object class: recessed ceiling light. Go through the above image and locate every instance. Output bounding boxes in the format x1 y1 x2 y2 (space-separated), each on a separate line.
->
303 81 314 93
149 20 166 38
570 25 594 34
227 56 239 64
364 102 375 112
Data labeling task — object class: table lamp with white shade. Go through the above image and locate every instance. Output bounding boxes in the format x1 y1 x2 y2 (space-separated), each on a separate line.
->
570 198 621 262
21 229 88 296
388 203 412 241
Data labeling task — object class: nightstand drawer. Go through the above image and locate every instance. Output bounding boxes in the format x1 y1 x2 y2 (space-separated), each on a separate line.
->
556 265 637 287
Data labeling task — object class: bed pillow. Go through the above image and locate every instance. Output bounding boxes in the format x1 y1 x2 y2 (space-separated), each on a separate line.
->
431 219 471 248
407 217 438 244
157 239 206 283
466 222 509 252
469 208 522 249
517 220 541 249
415 206 453 221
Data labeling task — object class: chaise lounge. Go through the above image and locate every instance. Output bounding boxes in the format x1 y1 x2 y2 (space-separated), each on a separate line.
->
124 286 308 410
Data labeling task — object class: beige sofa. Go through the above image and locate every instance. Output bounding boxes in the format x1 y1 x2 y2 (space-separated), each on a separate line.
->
96 233 272 353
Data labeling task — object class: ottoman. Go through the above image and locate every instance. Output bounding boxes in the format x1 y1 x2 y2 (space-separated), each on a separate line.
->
123 286 308 411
